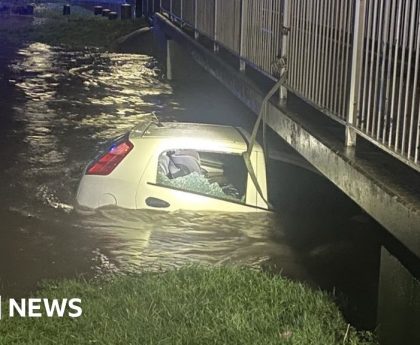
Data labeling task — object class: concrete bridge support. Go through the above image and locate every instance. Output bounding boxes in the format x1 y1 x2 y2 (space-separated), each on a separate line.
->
378 248 420 344
166 39 173 80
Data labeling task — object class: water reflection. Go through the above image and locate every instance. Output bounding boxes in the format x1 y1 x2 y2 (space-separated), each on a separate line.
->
79 208 298 273
6 43 173 215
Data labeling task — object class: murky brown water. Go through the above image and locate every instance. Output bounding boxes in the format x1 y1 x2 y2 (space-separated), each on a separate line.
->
0 41 383 329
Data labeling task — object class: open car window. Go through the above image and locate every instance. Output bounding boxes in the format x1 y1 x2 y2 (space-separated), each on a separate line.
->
156 150 248 204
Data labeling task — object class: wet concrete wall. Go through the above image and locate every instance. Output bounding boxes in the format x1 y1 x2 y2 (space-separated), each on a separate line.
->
378 248 420 345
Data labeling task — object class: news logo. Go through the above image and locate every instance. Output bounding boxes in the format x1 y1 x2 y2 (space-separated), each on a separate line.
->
0 296 82 319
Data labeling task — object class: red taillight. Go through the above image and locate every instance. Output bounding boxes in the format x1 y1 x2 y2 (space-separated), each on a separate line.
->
86 140 133 175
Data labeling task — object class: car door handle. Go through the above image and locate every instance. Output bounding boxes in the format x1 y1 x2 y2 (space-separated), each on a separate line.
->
145 197 170 208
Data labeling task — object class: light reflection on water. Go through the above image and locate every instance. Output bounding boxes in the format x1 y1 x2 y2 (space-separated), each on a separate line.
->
6 43 173 214
79 208 298 274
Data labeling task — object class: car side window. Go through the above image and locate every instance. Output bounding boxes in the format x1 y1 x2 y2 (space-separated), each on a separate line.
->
156 150 248 203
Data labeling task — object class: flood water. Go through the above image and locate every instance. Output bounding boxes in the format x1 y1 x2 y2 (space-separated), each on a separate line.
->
0 41 383 329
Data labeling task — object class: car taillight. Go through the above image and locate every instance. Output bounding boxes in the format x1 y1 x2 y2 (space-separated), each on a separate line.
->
86 140 133 175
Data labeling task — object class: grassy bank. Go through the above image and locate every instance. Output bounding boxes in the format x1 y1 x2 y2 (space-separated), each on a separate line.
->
0 266 376 345
0 3 147 49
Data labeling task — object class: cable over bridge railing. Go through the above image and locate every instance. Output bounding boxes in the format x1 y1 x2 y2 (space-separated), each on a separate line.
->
156 0 420 173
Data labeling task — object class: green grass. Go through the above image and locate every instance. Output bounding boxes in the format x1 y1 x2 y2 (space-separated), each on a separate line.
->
0 3 147 49
0 266 376 345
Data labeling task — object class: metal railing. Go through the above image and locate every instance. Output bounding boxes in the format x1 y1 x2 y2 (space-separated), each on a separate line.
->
181 0 195 25
143 0 160 17
158 0 420 171
241 0 283 75
195 0 215 38
287 0 355 123
215 0 241 53
356 0 420 166
160 0 284 76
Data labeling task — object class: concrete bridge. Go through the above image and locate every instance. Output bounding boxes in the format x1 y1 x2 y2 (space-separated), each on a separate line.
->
140 0 420 343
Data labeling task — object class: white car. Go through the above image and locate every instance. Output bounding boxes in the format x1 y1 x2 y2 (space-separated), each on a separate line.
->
76 121 269 212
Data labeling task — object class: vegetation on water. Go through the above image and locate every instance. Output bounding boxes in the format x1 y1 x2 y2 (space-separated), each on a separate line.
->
0 266 377 345
0 3 147 49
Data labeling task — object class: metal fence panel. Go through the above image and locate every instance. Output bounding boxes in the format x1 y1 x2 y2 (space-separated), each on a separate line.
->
161 0 171 12
215 0 241 53
158 0 420 171
196 0 215 38
241 0 283 75
172 0 182 18
357 0 420 166
286 0 355 121
142 0 148 15
182 0 195 25
148 0 156 14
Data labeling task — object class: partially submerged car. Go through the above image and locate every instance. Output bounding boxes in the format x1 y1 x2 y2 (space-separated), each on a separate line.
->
76 121 269 212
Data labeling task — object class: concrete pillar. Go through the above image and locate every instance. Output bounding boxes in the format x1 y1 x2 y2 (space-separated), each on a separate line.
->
345 127 357 147
377 247 420 345
239 60 246 72
166 39 173 80
121 4 132 20
63 4 70 15
94 6 103 15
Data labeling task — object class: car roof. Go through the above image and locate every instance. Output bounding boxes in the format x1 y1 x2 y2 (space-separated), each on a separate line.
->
130 121 262 153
